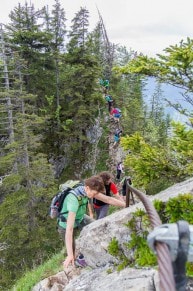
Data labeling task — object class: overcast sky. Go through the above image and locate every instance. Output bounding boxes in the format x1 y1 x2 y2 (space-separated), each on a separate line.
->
1 0 193 57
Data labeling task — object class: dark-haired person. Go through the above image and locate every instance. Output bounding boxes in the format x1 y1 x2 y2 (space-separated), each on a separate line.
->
113 129 123 148
105 94 114 113
121 176 133 201
116 161 124 181
59 175 125 269
93 171 125 219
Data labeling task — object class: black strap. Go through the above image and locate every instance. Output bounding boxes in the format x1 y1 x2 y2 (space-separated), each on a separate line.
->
93 183 111 206
58 193 88 222
172 220 190 291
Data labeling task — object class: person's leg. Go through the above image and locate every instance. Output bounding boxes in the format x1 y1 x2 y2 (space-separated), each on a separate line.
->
83 214 95 225
78 214 95 230
116 170 121 180
57 225 66 246
108 102 111 112
97 204 109 219
94 207 101 220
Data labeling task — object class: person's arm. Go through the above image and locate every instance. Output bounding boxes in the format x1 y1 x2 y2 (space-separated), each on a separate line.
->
114 193 125 202
120 177 126 185
110 183 125 202
87 201 94 218
95 193 125 207
63 211 76 268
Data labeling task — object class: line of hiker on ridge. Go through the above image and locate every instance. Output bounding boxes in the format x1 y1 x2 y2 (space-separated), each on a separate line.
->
51 79 133 270
99 78 123 149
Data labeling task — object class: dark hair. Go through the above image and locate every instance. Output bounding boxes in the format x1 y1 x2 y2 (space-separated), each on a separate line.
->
126 176 132 185
98 171 113 185
84 175 105 193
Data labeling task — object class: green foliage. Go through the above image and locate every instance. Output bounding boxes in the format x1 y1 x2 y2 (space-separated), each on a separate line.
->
0 134 59 289
125 209 157 267
107 237 129 271
110 69 147 135
108 205 119 215
107 209 156 271
0 152 16 172
45 95 54 107
116 258 130 272
186 262 193 277
153 199 167 223
108 237 120 256
114 38 193 118
11 252 64 291
121 132 177 192
128 233 157 267
169 122 193 177
165 193 193 223
94 115 111 173
7 3 56 101
125 194 193 272
145 178 173 196
154 194 193 276
142 82 171 146
0 182 62 289
121 121 193 193
106 268 113 274
13 193 193 289
55 105 61 122
3 1 193 288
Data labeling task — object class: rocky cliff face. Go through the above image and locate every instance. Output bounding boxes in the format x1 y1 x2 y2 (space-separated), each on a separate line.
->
50 102 127 180
32 177 193 291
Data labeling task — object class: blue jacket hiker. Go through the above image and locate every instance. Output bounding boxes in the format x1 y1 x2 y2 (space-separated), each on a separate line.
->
105 95 114 113
99 79 109 93
113 129 123 147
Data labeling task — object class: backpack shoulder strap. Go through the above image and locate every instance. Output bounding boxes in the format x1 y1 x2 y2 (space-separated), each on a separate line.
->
58 186 88 222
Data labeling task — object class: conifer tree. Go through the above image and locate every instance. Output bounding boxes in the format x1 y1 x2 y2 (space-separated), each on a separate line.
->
46 0 67 110
143 82 171 145
116 38 193 120
6 2 55 105
111 47 146 135
90 13 115 80
58 7 102 165
0 21 58 289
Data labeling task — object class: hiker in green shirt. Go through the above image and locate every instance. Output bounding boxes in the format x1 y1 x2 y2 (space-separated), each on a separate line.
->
58 175 125 268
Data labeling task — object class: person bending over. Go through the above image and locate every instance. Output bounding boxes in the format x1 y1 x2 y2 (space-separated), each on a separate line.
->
93 171 125 219
58 175 125 268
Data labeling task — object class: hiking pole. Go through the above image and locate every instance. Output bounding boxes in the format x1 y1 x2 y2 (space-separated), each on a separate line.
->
148 220 192 291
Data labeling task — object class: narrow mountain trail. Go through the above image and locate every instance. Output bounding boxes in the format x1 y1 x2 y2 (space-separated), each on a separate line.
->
100 87 127 185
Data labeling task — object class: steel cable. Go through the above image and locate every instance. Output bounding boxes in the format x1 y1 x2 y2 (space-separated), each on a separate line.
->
127 184 176 291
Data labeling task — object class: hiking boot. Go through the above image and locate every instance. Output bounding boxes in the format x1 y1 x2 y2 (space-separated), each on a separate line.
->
75 255 87 267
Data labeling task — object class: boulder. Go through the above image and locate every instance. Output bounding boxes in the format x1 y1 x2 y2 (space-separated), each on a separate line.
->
33 177 193 290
